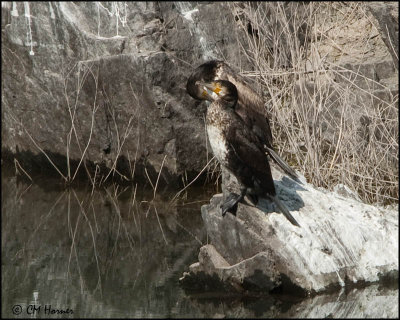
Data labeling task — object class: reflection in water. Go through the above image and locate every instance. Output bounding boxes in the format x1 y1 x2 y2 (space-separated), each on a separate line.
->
1 172 398 318
2 173 211 318
185 284 399 318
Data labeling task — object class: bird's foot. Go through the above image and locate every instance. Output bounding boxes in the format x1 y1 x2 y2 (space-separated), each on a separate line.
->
221 188 247 217
221 192 241 216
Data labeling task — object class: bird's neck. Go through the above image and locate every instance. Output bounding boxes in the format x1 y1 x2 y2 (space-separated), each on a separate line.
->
206 101 232 128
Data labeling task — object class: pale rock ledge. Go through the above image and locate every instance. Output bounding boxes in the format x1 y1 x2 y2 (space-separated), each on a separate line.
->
180 169 398 295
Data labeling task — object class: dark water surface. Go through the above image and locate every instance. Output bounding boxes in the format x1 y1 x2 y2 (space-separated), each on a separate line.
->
2 172 398 318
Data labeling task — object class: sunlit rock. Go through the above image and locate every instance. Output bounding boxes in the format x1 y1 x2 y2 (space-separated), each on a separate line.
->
181 168 398 294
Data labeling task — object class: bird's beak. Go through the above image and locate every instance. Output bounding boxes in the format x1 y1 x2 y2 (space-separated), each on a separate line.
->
196 81 219 99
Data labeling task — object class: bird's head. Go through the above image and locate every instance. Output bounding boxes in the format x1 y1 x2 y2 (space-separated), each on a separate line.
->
186 60 222 100
196 80 238 108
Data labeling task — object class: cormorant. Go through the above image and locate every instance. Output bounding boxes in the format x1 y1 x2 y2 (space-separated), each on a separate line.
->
187 60 299 181
190 78 300 227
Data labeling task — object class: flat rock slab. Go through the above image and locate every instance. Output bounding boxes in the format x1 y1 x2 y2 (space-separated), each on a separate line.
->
180 171 398 294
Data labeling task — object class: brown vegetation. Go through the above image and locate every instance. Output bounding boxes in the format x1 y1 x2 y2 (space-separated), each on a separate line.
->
228 2 398 205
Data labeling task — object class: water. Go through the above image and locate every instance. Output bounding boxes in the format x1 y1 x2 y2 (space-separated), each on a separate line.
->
2 171 398 318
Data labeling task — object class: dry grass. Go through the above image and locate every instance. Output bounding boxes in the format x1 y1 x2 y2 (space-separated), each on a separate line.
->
229 2 398 205
8 59 144 188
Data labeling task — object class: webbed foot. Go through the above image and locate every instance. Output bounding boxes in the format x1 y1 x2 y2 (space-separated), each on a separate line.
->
221 188 247 217
221 193 241 216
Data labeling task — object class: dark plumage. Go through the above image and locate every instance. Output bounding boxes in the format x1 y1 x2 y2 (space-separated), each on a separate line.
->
187 60 299 181
189 78 300 227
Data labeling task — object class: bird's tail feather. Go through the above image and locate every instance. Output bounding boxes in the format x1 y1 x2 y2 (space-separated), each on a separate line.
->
265 147 300 182
271 195 301 227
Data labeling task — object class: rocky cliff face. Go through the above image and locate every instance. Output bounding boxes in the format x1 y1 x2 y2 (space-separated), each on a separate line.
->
1 2 251 186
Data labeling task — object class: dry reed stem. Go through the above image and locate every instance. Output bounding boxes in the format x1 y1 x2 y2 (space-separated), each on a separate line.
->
14 158 33 181
170 156 216 204
72 189 102 294
8 110 68 181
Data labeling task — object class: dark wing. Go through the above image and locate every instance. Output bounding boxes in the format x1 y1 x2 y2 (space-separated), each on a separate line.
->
226 122 301 227
225 122 276 197
217 62 299 180
215 62 274 148
234 101 273 147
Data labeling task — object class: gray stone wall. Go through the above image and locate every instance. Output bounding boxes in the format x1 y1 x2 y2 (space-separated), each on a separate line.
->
1 2 250 185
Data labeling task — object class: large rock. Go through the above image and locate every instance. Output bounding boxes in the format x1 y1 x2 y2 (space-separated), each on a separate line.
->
180 168 398 294
1 2 251 185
